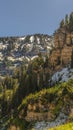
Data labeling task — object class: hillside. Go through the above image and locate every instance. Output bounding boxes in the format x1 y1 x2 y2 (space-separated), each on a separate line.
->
0 12 73 130
9 79 73 130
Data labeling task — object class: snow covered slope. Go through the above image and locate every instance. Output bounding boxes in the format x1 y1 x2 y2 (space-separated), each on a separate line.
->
49 67 73 85
0 34 54 76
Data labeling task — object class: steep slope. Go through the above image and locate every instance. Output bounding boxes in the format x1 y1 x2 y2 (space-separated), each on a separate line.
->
1 79 73 130
9 79 73 130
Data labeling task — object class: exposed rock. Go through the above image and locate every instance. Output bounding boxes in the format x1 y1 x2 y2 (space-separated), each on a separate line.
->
9 125 20 130
33 112 68 130
49 29 73 68
25 112 54 122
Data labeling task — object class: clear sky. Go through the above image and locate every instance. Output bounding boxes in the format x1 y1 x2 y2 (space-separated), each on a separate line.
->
0 0 73 37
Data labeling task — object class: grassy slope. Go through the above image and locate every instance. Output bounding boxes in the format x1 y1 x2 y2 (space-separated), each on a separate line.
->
19 79 73 111
50 122 73 130
9 79 73 130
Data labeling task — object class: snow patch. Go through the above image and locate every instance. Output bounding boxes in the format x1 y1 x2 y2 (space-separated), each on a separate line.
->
19 37 26 40
30 36 34 42
31 55 38 60
50 67 73 85
47 46 52 50
37 37 40 44
33 112 67 130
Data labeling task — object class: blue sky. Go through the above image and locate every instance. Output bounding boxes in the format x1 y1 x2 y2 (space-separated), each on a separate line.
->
0 0 73 37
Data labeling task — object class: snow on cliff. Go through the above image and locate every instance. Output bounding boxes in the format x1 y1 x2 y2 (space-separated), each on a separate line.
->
50 67 73 85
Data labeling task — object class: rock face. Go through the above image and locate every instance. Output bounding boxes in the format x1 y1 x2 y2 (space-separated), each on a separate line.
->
49 28 73 68
25 112 54 121
33 113 67 130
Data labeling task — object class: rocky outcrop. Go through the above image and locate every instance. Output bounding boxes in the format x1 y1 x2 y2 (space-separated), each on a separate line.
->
49 29 73 68
9 125 20 130
25 112 54 121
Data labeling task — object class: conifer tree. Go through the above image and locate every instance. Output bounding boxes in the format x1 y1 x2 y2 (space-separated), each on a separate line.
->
65 14 69 25
71 50 73 68
60 19 65 28
69 12 73 32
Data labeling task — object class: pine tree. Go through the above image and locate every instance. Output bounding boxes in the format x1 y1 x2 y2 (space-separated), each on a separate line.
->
65 14 69 25
71 50 73 68
69 12 73 32
60 19 65 28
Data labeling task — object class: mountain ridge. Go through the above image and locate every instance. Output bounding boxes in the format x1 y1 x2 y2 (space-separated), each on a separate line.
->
0 34 54 76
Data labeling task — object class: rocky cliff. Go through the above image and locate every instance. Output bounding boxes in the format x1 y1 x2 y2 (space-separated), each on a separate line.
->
49 28 73 70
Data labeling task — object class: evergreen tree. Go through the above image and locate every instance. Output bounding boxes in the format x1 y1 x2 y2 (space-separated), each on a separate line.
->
60 19 65 28
65 14 69 25
69 12 73 32
70 37 72 45
71 50 73 68
57 56 61 65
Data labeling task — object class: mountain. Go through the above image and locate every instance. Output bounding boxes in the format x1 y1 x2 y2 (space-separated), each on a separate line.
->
0 12 73 130
0 34 54 76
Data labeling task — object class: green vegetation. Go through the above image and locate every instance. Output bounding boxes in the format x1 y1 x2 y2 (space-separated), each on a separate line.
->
60 19 65 28
0 54 50 116
0 61 73 129
18 79 73 112
60 12 73 32
69 12 73 32
8 118 30 130
7 79 73 130
0 12 73 130
65 14 69 25
50 122 73 130
71 50 73 68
